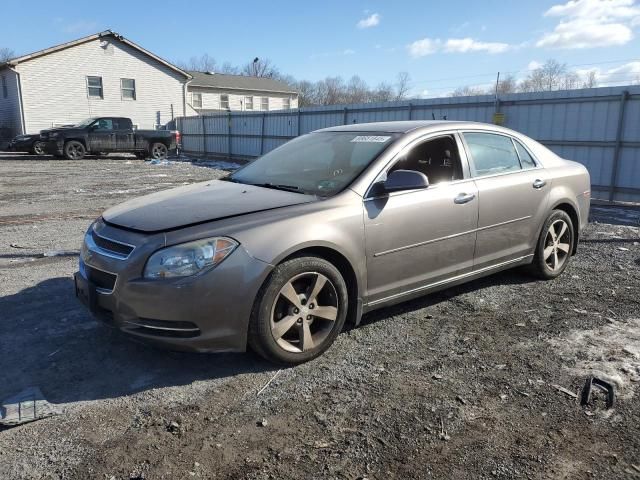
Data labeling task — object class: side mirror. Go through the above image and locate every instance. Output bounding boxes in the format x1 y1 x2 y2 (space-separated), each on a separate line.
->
383 169 429 193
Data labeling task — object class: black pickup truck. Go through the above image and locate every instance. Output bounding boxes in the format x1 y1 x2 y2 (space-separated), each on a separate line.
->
41 117 180 160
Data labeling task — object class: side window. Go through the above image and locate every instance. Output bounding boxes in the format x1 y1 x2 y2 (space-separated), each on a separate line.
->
220 94 229 110
192 92 202 109
118 118 133 130
389 135 464 184
261 97 269 111
513 139 537 169
463 132 521 177
87 76 103 98
92 118 113 131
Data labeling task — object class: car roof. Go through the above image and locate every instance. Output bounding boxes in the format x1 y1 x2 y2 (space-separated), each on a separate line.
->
317 120 506 134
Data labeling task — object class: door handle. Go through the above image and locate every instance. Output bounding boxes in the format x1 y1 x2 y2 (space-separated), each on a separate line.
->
533 179 546 189
454 192 476 204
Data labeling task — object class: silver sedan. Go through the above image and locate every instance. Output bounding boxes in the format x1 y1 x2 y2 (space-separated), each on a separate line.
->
75 121 591 364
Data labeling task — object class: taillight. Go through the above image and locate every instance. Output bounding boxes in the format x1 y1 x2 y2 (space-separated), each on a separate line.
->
175 131 181 144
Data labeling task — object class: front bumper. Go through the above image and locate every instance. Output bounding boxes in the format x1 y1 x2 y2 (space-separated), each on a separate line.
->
75 220 273 352
7 138 33 152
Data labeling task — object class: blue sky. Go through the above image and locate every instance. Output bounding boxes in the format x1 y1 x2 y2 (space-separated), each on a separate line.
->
1 0 639 96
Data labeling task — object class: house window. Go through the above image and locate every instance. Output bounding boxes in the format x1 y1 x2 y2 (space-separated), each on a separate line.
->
1 76 7 98
220 94 229 110
261 97 269 111
192 92 202 109
87 76 103 99
245 96 253 110
283 97 291 110
121 78 136 100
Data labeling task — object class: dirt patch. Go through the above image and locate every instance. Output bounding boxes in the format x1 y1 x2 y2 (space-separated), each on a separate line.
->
0 155 639 479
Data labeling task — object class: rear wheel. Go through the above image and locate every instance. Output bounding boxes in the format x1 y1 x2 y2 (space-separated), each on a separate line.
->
529 210 574 279
248 256 348 365
64 140 86 160
150 142 168 160
32 141 46 155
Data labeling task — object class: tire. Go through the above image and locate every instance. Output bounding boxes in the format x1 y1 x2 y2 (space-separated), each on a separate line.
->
64 140 86 160
31 141 46 155
248 256 349 365
150 142 168 160
529 209 575 280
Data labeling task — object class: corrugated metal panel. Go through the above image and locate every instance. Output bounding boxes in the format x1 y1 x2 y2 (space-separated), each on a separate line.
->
177 85 640 202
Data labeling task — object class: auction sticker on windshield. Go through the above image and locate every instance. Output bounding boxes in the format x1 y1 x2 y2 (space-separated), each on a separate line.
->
351 135 391 143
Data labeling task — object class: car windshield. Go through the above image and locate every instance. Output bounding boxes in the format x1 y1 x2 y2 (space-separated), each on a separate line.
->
228 132 398 196
74 117 98 127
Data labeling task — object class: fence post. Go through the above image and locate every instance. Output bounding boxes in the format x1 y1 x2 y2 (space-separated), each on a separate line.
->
609 90 629 201
201 115 207 155
297 109 301 136
343 107 348 125
408 103 413 120
227 112 232 160
260 112 266 155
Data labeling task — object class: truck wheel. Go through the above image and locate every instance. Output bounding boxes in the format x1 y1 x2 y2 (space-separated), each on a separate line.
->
31 141 46 155
64 141 86 160
150 142 168 160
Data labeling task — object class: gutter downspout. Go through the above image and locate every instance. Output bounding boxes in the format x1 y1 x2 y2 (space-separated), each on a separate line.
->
9 66 26 135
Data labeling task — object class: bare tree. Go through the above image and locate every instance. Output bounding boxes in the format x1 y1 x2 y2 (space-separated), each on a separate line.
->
243 58 279 78
582 70 598 88
0 47 15 63
518 59 581 92
449 85 486 97
346 75 370 104
175 53 218 72
371 82 395 102
395 72 411 100
496 74 517 95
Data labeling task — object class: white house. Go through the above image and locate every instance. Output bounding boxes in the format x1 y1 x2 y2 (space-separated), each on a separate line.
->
0 30 191 145
0 30 299 146
186 71 298 114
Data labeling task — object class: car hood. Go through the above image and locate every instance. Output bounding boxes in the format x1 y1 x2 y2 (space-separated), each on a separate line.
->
102 180 317 232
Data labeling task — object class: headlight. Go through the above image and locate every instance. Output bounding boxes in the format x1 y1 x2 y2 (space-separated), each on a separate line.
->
16 135 31 141
143 237 238 279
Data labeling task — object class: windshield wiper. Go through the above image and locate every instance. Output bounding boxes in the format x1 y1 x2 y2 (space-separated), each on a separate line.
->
250 182 305 194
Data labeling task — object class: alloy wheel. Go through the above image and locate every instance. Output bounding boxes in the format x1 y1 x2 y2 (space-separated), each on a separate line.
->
543 219 571 271
151 143 168 159
66 142 85 159
33 142 45 155
269 272 339 353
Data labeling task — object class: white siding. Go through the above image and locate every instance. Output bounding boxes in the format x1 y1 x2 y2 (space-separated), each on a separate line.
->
16 38 186 133
0 68 23 143
187 86 298 114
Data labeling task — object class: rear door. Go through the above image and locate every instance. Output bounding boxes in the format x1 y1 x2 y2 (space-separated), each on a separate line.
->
114 118 135 150
364 133 479 305
460 131 550 270
88 118 115 152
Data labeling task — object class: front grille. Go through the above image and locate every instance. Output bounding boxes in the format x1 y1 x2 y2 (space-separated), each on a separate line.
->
91 230 134 258
86 265 117 292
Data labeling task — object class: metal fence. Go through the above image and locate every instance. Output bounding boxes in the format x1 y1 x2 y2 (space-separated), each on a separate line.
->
175 85 640 203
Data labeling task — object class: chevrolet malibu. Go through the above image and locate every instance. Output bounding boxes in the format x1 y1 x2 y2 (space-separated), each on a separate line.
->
75 121 590 365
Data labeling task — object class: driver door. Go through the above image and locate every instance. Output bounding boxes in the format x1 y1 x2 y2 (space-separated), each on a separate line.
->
88 118 115 152
364 133 479 305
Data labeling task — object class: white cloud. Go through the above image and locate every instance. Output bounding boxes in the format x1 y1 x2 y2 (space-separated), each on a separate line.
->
407 37 510 57
357 13 381 29
576 61 640 84
528 60 543 70
537 0 640 48
407 38 441 57
342 49 356 55
444 37 510 53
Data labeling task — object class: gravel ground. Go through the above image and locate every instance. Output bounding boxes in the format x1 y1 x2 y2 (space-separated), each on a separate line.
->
1 153 639 480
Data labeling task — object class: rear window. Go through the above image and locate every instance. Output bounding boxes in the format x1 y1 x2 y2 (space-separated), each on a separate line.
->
464 132 521 177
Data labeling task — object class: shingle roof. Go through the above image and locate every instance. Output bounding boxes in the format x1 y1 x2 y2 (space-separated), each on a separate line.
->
188 71 297 94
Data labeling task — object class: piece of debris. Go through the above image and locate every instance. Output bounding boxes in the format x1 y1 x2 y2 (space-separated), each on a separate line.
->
439 417 450 441
314 440 332 449
456 395 467 405
552 384 578 399
257 418 268 427
9 243 28 249
495 364 507 370
257 369 282 396
499 393 508 400
580 376 616 409
0 386 59 426
632 465 640 473
42 250 79 258
572 308 588 315
617 247 629 251
167 421 181 434
432 374 443 380
424 314 434 319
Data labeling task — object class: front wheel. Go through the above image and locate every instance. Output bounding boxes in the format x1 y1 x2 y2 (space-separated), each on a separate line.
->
529 210 575 279
64 140 86 160
32 141 46 155
248 256 348 365
150 142 168 160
